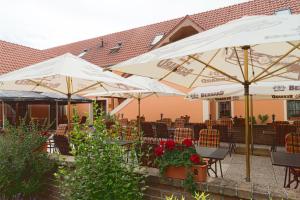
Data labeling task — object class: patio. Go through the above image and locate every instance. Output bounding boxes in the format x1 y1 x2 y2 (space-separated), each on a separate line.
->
143 147 300 199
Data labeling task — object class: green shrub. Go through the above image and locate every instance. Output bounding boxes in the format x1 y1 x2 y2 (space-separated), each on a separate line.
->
258 114 269 124
57 103 145 200
0 120 55 198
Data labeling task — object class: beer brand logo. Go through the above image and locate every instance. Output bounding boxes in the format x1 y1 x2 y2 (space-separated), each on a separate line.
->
273 85 286 92
289 85 300 91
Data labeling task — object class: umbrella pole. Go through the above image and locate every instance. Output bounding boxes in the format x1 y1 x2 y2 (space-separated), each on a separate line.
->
243 45 251 182
137 97 141 137
67 94 71 131
250 95 254 155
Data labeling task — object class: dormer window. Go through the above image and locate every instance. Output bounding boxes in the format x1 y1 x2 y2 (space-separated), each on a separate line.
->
150 34 164 46
275 8 291 15
78 49 88 57
110 42 122 54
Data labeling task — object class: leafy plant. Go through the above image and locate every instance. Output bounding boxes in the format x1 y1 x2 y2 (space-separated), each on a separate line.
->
155 139 205 193
165 192 209 200
258 114 269 124
56 102 145 200
0 119 55 198
250 116 256 124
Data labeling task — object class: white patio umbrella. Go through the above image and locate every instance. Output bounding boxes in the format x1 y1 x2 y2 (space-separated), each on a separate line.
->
85 75 185 134
0 53 141 129
187 81 300 101
110 14 300 181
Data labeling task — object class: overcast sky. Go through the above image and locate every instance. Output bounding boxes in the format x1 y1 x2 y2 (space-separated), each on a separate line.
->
0 0 249 49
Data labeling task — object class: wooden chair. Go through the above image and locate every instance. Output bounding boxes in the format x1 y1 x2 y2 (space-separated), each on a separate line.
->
174 118 185 128
217 118 233 129
205 120 216 129
285 133 300 188
53 135 72 155
156 122 169 139
174 128 193 144
161 118 172 128
198 129 220 148
141 122 154 137
55 124 68 136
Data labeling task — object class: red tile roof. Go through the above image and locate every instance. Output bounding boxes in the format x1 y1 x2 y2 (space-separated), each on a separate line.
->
0 40 55 74
1 0 300 73
44 0 300 67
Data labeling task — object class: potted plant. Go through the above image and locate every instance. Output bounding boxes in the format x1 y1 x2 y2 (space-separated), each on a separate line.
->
154 138 207 184
258 114 269 124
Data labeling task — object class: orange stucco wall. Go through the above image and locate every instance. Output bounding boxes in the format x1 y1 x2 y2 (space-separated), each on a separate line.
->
116 81 203 123
233 100 284 123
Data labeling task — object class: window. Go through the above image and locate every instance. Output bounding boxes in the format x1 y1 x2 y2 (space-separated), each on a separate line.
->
275 8 291 15
218 101 231 118
150 34 164 46
287 100 300 119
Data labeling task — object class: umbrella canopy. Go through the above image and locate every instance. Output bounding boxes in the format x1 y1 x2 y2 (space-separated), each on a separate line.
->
111 15 300 87
85 75 185 133
187 81 300 101
86 75 185 98
0 53 141 128
0 53 140 95
110 14 300 181
0 90 91 103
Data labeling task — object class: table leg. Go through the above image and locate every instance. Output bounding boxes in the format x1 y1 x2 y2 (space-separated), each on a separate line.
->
215 160 218 178
287 167 291 188
219 160 223 178
284 167 288 188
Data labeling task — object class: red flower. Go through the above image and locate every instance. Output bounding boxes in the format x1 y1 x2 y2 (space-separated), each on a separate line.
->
182 138 193 147
159 140 166 146
190 154 201 164
154 146 164 157
165 140 175 151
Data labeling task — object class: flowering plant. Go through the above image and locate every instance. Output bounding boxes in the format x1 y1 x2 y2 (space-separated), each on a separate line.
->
154 138 205 174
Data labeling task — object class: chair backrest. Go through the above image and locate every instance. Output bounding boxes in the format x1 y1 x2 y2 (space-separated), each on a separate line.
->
233 117 245 127
174 128 193 144
55 124 68 136
156 122 169 139
53 135 72 155
293 121 300 127
212 124 228 142
285 133 300 153
199 129 220 148
190 123 207 140
161 118 172 128
275 124 297 146
205 120 216 129
119 118 128 126
217 118 233 129
174 118 185 128
141 122 154 137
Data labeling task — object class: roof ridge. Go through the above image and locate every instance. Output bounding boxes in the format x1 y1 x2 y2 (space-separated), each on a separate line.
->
0 39 42 51
44 16 183 51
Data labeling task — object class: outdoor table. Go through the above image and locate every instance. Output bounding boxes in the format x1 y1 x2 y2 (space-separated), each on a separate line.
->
196 147 229 178
271 151 300 188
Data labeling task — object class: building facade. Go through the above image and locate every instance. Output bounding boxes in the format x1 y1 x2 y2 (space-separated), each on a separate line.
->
1 0 300 124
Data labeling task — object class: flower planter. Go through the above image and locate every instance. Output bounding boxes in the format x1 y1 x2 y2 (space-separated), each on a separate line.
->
192 165 207 182
164 165 207 182
165 166 187 180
